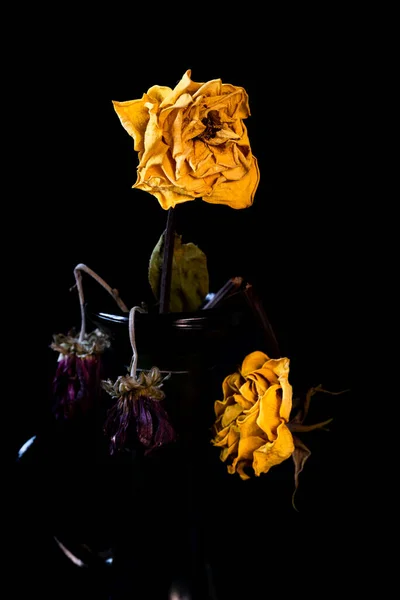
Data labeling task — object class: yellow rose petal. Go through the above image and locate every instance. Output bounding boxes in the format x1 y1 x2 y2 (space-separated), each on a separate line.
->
112 97 149 153
140 185 195 210
159 70 201 109
235 461 252 480
237 403 264 438
227 425 240 448
244 371 271 397
231 435 265 474
202 157 259 209
241 351 269 377
214 393 237 418
264 357 290 378
252 422 295 476
146 85 173 104
211 424 230 447
221 402 243 427
247 367 279 388
256 385 282 440
220 438 239 463
235 384 256 409
222 372 243 400
263 357 292 421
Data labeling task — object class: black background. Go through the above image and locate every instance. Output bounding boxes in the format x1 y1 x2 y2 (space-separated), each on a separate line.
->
6 13 359 599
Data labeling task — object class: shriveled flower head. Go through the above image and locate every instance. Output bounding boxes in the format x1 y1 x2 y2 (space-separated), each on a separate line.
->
102 367 176 455
211 351 295 480
50 329 111 420
113 69 260 210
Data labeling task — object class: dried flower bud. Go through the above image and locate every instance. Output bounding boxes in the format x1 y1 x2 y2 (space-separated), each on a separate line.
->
102 368 176 455
50 329 111 420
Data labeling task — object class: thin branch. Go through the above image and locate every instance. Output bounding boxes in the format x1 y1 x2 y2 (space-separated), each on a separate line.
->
202 276 244 309
73 263 130 342
129 306 146 379
243 283 281 358
159 208 176 313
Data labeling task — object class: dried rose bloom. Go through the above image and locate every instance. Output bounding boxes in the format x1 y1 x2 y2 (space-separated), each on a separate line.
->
113 69 260 210
211 351 295 479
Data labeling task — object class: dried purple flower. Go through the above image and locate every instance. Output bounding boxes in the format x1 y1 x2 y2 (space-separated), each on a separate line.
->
50 329 111 419
102 367 176 455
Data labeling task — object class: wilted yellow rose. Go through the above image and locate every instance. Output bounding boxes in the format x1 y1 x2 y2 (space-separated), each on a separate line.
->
113 69 260 210
211 351 295 480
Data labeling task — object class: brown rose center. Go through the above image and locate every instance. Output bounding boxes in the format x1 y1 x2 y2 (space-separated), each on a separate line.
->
198 109 222 141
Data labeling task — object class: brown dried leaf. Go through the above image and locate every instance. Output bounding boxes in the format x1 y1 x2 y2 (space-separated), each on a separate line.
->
291 436 312 511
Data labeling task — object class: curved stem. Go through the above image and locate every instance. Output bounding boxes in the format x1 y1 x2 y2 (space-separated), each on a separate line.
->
73 263 130 343
74 268 87 343
129 306 146 379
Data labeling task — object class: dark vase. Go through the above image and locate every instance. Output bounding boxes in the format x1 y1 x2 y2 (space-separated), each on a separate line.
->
15 288 281 599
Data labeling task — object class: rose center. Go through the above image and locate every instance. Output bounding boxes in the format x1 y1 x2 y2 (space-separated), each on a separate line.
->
198 110 222 141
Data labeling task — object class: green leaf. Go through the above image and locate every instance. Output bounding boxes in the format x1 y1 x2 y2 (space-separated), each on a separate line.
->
148 232 209 312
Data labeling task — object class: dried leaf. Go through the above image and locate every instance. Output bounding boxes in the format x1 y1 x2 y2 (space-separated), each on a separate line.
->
290 384 349 425
291 436 312 511
148 231 209 312
289 418 333 433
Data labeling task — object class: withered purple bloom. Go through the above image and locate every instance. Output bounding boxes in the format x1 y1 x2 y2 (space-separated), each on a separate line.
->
50 329 111 419
102 367 176 455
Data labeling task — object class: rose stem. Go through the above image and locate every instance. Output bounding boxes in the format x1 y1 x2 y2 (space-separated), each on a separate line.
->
202 276 244 309
129 306 145 379
159 207 176 313
73 263 130 342
243 283 281 358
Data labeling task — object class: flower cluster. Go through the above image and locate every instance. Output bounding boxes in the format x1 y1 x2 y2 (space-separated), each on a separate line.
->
46 71 339 508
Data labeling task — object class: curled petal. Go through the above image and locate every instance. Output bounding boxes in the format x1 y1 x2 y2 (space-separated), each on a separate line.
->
230 435 266 480
214 393 237 419
221 402 244 428
211 424 230 447
202 157 260 209
222 372 243 400
240 351 269 376
233 388 254 410
220 437 240 463
247 367 279 388
237 402 264 438
112 97 150 154
252 422 294 476
241 371 271 398
256 385 282 441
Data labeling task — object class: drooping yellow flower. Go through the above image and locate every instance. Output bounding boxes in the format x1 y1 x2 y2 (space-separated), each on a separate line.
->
113 70 260 210
211 351 295 480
